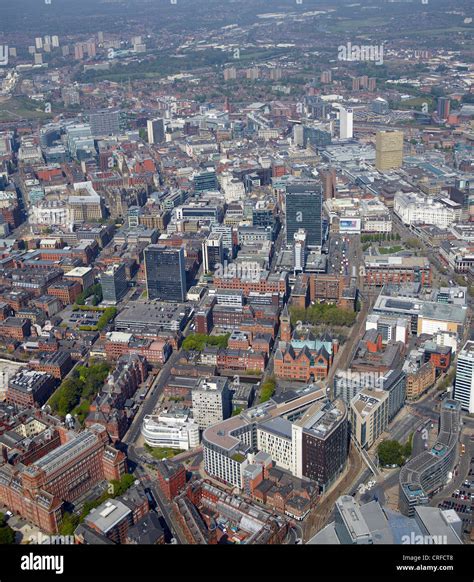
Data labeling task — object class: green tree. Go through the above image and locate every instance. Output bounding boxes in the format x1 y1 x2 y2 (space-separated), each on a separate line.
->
377 440 404 466
259 376 276 403
0 524 15 544
59 512 80 536
182 333 230 352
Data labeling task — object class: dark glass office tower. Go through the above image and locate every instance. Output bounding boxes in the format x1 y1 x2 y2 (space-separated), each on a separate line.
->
100 263 128 304
145 245 187 302
285 182 323 247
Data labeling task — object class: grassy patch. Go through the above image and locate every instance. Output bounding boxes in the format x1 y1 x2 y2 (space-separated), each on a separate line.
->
144 444 183 460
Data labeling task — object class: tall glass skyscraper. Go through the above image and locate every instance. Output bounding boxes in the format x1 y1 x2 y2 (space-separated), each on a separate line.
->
144 245 187 302
454 341 474 414
285 182 323 247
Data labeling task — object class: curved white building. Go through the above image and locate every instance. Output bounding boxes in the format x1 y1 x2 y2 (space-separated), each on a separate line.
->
141 409 199 450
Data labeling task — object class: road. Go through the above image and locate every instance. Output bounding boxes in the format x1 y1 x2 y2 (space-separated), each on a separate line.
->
122 347 188 543
134 463 186 544
124 349 182 444
430 430 474 507
326 234 371 393
303 442 364 541
388 412 424 443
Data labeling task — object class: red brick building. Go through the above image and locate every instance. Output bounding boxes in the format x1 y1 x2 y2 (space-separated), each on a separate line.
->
156 460 187 500
47 280 82 305
364 257 431 287
6 370 56 408
104 334 170 365
30 351 73 380
213 272 288 298
0 424 126 533
274 345 331 382
0 317 31 340
216 348 267 373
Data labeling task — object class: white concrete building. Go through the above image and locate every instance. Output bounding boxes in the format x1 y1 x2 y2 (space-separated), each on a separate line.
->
454 341 474 414
257 418 293 471
339 107 353 140
29 200 72 227
141 409 200 450
220 172 246 203
394 192 459 228
293 229 307 273
191 376 231 430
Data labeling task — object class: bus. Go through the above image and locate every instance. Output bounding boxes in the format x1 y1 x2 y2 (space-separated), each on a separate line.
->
461 443 466 454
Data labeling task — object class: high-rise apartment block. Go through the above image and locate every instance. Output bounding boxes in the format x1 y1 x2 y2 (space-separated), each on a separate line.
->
339 107 353 140
191 376 231 430
147 118 165 144
437 97 450 121
292 399 348 492
375 130 404 171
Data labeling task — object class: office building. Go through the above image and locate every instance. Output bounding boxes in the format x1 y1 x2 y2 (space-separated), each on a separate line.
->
399 400 460 516
293 124 304 147
350 387 389 449
6 369 56 408
339 107 353 140
202 232 223 274
303 126 332 149
335 495 373 544
100 263 128 304
193 171 219 193
308 496 462 545
0 424 126 533
144 245 187 302
88 109 121 137
375 130 404 171
83 499 133 544
334 370 381 405
382 369 407 421
115 302 191 334
363 255 431 288
192 376 232 430
372 98 389 115
285 183 323 248
212 225 235 259
394 192 458 229
147 118 165 144
202 384 327 489
141 409 199 450
156 460 187 500
454 341 474 414
82 485 150 544
292 399 348 492
373 292 467 338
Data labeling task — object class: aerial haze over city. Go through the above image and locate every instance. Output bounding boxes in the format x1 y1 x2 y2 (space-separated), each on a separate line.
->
0 0 473 578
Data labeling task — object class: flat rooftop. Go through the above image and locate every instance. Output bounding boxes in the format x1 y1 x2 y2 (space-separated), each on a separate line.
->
295 398 346 439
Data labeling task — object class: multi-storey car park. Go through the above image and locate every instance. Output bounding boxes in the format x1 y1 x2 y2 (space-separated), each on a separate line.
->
399 399 461 517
